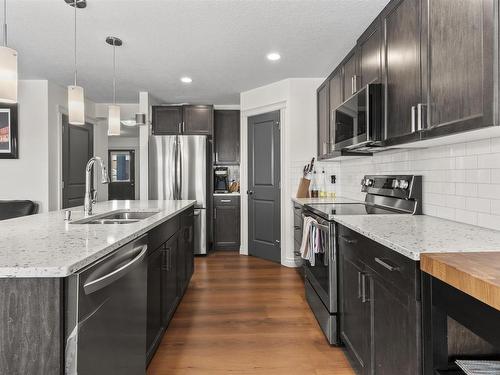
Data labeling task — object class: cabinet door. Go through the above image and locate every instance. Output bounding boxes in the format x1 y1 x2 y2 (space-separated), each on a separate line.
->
183 105 213 135
384 0 422 140
214 110 240 165
146 247 163 358
343 49 359 99
152 106 183 135
340 254 371 374
176 230 187 296
422 0 494 137
370 271 417 374
214 205 240 249
359 19 382 87
184 213 195 280
317 81 330 159
162 234 178 325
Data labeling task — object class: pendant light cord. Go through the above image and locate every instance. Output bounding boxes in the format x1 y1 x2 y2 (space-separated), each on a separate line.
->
113 44 116 104
3 0 7 47
73 0 77 85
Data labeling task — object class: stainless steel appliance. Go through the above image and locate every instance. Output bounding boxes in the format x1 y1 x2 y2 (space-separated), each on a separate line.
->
149 135 208 254
214 167 229 193
65 235 148 375
302 175 421 345
331 83 382 152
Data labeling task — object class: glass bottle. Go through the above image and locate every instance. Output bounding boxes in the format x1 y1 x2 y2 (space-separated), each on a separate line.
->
310 170 319 198
320 169 327 198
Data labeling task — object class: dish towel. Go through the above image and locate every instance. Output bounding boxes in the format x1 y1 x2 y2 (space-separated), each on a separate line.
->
299 216 317 266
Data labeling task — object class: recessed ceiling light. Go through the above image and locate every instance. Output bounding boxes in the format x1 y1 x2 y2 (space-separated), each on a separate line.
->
181 77 192 83
267 52 281 61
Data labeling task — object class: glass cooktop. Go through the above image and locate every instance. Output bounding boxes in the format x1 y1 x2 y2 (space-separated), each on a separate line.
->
304 203 404 221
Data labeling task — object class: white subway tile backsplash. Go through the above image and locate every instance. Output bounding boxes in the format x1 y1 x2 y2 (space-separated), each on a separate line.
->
336 136 500 230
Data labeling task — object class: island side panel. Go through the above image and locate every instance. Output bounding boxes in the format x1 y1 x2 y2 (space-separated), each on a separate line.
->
0 278 63 375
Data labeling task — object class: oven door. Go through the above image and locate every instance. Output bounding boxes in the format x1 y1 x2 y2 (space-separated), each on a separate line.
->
302 212 337 313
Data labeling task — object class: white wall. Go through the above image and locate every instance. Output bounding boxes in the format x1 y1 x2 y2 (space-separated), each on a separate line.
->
240 78 324 267
0 81 50 211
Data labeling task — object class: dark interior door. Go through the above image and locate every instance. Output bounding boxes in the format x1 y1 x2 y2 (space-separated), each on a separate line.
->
62 114 93 209
248 111 281 263
108 149 135 200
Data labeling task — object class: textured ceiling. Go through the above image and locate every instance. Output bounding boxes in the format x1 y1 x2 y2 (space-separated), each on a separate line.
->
10 0 389 104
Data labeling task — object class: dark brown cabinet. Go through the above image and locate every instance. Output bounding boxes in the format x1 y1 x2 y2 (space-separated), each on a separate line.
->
358 18 382 87
339 224 421 375
421 0 494 139
213 195 240 250
146 247 164 361
383 0 422 141
342 48 359 99
214 110 240 165
162 233 179 326
152 105 213 135
317 81 330 159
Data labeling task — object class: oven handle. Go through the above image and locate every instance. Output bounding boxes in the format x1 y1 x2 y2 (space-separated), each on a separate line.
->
302 213 333 265
302 213 330 232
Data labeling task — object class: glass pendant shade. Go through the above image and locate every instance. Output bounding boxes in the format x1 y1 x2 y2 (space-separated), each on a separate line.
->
0 46 17 103
108 104 121 136
68 85 85 125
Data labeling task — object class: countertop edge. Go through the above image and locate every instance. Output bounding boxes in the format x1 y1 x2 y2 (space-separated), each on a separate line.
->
421 252 500 311
0 201 196 278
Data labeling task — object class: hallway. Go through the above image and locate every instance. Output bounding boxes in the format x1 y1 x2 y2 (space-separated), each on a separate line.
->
147 251 354 375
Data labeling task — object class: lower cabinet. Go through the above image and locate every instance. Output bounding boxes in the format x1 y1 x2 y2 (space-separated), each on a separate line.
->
213 195 240 250
338 224 421 375
146 207 195 365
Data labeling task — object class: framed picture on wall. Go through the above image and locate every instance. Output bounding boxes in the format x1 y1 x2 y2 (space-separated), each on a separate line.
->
0 104 18 159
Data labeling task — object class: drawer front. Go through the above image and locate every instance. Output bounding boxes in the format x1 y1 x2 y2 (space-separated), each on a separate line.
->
149 216 180 253
338 225 417 297
214 195 240 206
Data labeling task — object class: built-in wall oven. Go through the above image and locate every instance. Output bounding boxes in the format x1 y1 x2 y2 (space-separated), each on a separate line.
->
302 175 422 345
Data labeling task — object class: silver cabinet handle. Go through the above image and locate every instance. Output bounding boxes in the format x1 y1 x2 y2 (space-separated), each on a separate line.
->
182 121 185 133
417 103 426 131
361 273 369 303
351 76 355 95
353 75 357 93
340 235 357 245
411 106 417 132
220 199 231 203
84 244 148 294
375 257 400 272
357 271 363 299
294 225 301 230
178 122 182 133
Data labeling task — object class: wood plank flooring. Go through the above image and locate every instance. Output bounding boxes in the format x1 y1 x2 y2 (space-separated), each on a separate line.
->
147 251 354 375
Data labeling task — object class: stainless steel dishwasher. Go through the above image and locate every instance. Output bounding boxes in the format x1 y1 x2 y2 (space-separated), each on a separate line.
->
65 234 148 375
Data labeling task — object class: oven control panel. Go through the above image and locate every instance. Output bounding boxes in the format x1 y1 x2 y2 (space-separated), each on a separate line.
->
360 175 421 200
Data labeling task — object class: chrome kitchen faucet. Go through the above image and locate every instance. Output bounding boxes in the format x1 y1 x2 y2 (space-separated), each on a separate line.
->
84 156 110 216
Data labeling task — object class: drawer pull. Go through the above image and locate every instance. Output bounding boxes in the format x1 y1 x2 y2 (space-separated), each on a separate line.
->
340 235 357 245
294 225 301 230
375 257 399 272
220 199 232 203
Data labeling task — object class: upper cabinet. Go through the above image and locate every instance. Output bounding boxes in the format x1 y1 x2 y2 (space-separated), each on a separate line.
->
317 0 496 158
214 110 240 165
317 80 330 159
382 0 422 142
152 105 214 136
420 0 494 139
342 48 359 100
358 18 382 87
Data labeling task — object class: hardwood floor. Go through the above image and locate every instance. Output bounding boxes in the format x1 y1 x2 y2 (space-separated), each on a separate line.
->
147 251 354 375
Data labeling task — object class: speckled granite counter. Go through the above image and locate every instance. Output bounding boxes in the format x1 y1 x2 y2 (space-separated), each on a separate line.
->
335 215 500 261
0 200 195 277
292 196 360 205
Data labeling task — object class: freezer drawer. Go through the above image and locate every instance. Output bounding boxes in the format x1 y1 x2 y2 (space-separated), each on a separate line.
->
193 208 207 255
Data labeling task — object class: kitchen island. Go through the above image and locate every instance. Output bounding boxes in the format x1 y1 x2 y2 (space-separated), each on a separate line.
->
0 200 195 375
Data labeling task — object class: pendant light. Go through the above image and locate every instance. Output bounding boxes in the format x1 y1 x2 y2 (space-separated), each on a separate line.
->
106 36 122 136
66 0 86 125
0 0 17 103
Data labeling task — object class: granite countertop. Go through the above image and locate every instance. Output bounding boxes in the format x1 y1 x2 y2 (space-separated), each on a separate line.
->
0 200 195 278
335 214 500 261
421 252 500 311
292 196 360 205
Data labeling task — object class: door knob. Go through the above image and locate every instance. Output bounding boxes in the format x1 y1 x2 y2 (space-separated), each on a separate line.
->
247 190 254 195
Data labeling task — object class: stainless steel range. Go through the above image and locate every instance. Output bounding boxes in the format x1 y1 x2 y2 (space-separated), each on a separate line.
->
302 175 422 345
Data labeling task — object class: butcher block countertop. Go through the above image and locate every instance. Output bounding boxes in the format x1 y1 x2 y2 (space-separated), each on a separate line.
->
421 252 500 312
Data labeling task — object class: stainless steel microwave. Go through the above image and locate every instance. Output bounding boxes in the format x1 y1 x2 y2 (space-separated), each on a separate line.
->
331 83 382 152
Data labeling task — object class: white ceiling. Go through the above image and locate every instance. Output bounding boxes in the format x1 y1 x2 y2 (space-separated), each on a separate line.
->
10 0 389 104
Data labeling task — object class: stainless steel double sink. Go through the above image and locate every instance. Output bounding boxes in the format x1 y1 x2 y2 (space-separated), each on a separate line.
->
71 210 159 224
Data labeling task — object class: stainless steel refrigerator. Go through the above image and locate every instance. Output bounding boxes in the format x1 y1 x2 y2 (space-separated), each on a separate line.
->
149 135 208 254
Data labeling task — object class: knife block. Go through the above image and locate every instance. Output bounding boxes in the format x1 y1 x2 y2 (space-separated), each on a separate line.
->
296 178 311 198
